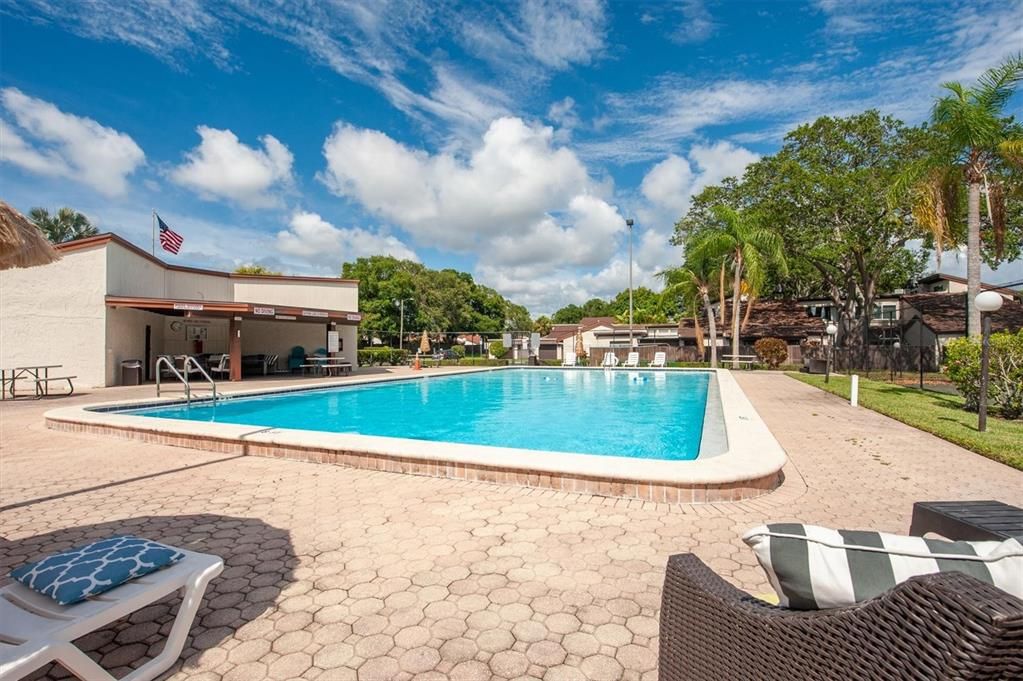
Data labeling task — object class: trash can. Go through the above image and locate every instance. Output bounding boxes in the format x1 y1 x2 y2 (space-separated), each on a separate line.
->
121 359 143 386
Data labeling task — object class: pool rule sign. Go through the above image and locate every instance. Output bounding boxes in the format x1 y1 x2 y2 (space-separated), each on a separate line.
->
327 330 340 353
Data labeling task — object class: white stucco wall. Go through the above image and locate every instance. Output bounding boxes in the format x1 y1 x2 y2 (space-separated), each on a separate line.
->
105 307 167 385
0 244 108 387
232 279 358 312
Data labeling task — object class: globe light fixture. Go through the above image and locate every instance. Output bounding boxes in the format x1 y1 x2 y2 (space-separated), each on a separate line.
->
825 323 837 383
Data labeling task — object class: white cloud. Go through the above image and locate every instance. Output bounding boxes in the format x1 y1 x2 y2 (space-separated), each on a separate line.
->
640 142 758 220
169 126 295 208
276 211 418 268
671 0 717 44
320 116 619 255
0 88 145 196
547 96 580 142
518 0 606 69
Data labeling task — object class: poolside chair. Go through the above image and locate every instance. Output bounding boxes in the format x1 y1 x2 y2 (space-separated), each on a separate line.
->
287 346 306 373
562 351 577 367
651 351 667 368
313 347 327 356
209 354 230 379
0 548 223 681
622 351 640 368
263 353 279 375
601 352 619 368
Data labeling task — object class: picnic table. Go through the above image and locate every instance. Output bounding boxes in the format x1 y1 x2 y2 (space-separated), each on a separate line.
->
299 356 352 377
1 364 76 399
721 354 758 369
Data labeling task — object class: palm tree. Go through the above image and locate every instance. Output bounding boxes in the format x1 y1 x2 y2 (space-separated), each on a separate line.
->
661 251 721 368
904 53 1023 336
28 207 97 244
689 206 786 368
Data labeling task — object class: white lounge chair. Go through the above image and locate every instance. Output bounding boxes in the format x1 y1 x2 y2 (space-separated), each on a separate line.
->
650 351 667 368
622 352 640 368
0 547 223 681
561 351 577 367
601 352 619 368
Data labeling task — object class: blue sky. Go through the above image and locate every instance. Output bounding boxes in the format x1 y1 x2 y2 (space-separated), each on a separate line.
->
1 0 1021 314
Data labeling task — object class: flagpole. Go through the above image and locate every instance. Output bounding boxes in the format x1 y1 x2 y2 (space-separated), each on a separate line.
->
151 210 156 255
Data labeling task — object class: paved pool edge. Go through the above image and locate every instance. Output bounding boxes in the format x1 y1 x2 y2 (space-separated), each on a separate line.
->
45 367 787 503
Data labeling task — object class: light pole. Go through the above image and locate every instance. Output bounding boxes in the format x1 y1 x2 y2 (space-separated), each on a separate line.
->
626 218 634 350
825 322 837 383
891 340 901 382
976 291 1003 432
395 298 410 350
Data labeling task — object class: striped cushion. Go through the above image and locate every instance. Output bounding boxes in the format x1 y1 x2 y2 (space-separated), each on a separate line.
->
742 523 1023 610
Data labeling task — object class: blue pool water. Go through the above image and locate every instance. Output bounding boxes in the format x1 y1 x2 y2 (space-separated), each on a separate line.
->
126 369 713 460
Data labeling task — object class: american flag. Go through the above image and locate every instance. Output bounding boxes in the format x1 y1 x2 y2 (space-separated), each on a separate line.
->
157 215 183 254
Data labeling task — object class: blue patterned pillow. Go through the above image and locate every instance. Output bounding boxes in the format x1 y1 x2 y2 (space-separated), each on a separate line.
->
10 536 185 605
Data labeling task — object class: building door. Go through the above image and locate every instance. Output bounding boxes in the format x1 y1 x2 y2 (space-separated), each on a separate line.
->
144 325 152 381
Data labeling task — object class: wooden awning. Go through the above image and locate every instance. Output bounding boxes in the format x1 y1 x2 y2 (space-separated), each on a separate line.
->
105 295 362 324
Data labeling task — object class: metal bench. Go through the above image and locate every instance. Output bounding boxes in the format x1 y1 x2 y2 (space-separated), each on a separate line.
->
33 375 76 398
909 500 1023 541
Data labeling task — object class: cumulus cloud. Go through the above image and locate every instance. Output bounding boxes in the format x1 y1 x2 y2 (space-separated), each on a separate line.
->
320 116 622 265
0 88 145 196
276 211 418 269
170 126 294 208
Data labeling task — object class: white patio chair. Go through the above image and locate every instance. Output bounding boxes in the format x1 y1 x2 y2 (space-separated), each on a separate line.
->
650 351 667 368
561 351 577 367
601 352 619 368
0 548 223 681
209 354 230 379
622 352 640 368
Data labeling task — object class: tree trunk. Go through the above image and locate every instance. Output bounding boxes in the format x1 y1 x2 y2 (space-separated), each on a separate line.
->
741 294 756 332
967 181 982 337
692 311 704 362
702 290 718 368
719 263 727 327
731 260 742 369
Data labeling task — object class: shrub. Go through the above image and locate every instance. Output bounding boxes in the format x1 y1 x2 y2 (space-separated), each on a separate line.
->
753 337 788 368
488 341 506 359
943 331 1023 418
451 344 466 359
990 331 1023 419
357 347 409 366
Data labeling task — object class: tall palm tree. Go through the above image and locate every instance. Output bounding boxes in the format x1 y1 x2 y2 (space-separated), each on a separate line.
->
689 206 786 368
661 251 721 368
905 54 1023 336
28 207 97 244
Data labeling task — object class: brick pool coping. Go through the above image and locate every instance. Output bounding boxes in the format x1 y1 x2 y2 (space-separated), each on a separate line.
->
45 367 787 503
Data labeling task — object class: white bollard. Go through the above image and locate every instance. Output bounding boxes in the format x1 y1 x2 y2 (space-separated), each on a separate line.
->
850 374 859 407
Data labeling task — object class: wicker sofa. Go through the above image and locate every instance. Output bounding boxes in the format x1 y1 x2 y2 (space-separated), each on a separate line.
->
659 553 1023 680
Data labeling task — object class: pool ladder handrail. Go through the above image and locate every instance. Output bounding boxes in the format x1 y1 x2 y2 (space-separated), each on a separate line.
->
156 356 217 404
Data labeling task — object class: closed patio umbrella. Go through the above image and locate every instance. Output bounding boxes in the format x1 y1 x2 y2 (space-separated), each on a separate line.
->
0 201 61 271
419 330 431 354
575 331 585 358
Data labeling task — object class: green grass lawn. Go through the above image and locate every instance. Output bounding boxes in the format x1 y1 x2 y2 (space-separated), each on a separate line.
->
787 372 1023 471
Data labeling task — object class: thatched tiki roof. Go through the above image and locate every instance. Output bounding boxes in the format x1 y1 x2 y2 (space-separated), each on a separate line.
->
0 201 60 270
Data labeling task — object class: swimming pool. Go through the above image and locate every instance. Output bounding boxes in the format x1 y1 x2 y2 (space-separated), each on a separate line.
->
127 368 718 461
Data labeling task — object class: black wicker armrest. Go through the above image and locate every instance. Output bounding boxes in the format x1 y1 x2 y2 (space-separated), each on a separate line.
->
659 553 1023 681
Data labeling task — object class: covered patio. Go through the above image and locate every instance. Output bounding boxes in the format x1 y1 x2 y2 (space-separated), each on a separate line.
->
105 295 361 382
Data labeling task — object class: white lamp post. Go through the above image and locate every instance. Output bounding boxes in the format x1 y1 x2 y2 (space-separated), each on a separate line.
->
626 218 635 350
825 322 838 383
976 291 1003 432
892 340 901 381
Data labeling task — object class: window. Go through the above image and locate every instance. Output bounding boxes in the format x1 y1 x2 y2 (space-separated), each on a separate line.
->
872 302 898 321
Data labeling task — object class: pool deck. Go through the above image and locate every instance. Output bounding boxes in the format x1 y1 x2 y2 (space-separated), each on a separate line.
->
3 369 1022 680
43 366 786 503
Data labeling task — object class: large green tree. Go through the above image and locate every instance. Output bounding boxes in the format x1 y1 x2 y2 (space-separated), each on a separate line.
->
29 207 97 243
234 264 281 275
901 54 1023 335
660 251 721 367
340 256 531 343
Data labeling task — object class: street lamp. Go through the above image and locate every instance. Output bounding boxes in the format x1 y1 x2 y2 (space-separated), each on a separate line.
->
891 340 901 382
626 218 635 350
976 291 1003 432
825 322 838 383
395 298 411 350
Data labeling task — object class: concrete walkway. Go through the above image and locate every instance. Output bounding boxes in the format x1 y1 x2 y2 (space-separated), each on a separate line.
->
2 370 1020 681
